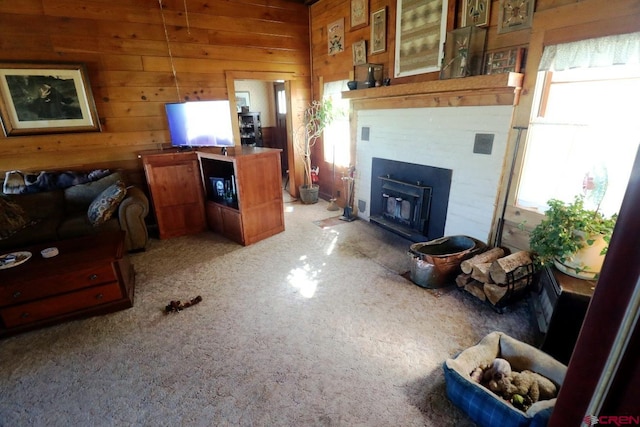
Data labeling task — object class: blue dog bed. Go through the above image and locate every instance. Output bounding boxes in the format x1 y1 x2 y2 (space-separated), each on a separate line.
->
443 332 566 427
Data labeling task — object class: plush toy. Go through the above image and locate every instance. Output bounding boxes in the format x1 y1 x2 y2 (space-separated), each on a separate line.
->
469 366 485 383
487 366 558 409
483 358 512 383
164 295 203 313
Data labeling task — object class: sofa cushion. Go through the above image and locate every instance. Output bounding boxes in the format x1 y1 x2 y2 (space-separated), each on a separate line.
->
57 214 120 240
65 172 125 214
87 181 127 226
0 196 31 240
7 190 65 220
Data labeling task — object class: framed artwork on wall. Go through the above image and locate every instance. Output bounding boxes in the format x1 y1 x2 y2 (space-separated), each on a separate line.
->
461 0 491 27
0 62 100 136
328 18 345 55
370 7 387 55
394 0 449 78
350 0 369 30
235 91 250 112
497 0 535 34
484 47 526 74
352 40 367 66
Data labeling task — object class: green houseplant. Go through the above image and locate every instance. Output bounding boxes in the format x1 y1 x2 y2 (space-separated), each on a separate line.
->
528 196 617 279
294 98 338 204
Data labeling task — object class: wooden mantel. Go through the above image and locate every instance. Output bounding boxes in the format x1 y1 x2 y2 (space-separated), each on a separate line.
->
342 72 524 110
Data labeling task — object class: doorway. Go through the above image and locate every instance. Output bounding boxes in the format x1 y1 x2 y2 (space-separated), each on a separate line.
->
274 82 289 175
225 70 302 196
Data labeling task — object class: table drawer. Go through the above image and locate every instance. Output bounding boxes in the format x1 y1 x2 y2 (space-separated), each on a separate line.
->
0 282 123 328
0 264 117 306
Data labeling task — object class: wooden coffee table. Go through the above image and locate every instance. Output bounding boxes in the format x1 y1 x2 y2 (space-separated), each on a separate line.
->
0 231 134 338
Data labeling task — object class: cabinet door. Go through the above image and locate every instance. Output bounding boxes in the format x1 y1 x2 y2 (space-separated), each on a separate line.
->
236 152 284 244
205 202 243 244
221 208 243 244
143 154 207 239
206 203 223 234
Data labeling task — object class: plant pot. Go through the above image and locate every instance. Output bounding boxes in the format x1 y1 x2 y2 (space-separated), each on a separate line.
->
299 184 319 204
553 232 607 280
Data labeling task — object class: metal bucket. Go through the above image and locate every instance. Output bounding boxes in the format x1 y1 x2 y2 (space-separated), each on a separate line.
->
408 235 481 288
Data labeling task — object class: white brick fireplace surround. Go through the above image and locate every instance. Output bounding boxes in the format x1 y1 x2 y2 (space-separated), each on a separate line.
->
354 105 513 242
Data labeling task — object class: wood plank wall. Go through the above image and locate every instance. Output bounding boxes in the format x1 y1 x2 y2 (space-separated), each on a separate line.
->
0 0 310 180
308 0 535 202
308 0 635 230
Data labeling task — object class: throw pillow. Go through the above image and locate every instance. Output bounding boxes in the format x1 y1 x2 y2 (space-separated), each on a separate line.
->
87 181 127 226
0 196 30 240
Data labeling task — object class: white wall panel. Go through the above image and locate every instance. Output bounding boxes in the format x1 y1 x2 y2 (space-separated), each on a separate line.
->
355 105 513 242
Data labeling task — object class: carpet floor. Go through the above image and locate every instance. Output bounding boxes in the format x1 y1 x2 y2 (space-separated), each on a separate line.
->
0 195 538 426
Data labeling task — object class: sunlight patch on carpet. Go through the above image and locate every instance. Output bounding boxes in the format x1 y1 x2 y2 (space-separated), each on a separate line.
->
287 255 319 298
313 216 345 229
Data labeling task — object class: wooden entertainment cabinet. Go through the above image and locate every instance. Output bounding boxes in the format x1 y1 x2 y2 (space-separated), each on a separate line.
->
141 147 284 245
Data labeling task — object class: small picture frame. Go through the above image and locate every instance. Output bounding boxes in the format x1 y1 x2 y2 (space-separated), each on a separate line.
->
350 0 369 30
0 62 100 136
484 47 526 75
352 40 367 66
370 7 387 55
461 0 491 27
328 18 345 55
209 177 226 201
497 0 535 34
235 91 250 112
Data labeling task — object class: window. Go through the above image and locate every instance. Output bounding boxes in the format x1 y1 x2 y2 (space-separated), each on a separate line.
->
516 33 640 217
322 80 350 168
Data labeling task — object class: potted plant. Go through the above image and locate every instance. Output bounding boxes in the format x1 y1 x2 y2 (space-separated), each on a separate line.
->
294 98 338 204
528 196 617 279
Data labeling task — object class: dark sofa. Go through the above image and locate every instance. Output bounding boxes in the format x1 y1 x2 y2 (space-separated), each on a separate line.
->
0 171 149 252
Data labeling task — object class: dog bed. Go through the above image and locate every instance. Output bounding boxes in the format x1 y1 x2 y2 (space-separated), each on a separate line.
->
443 331 567 427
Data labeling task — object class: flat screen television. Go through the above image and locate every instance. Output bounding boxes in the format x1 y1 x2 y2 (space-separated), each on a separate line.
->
165 100 235 148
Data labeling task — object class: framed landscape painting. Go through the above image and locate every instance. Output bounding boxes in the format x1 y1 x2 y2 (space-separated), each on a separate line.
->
0 62 100 136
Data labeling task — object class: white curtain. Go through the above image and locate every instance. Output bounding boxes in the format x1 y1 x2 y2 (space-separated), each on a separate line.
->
539 32 640 71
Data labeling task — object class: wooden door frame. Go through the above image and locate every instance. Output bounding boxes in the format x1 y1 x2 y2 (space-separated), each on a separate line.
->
225 71 305 197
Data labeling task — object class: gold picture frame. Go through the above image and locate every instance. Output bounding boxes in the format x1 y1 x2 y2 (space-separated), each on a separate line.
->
370 7 387 55
352 40 367 66
394 0 448 77
350 0 369 30
497 0 535 34
461 0 491 27
0 62 100 136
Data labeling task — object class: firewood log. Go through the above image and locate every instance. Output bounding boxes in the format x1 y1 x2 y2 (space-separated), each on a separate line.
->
460 247 506 274
489 251 533 284
471 262 494 284
484 277 530 306
455 273 474 288
464 280 487 301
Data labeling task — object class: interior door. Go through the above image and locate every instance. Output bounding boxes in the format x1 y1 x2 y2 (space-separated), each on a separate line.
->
274 83 288 175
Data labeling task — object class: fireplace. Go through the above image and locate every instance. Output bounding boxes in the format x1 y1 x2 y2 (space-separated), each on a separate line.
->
369 158 452 242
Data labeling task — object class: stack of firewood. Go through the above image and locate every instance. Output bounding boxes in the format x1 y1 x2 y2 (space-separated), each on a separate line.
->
455 248 534 309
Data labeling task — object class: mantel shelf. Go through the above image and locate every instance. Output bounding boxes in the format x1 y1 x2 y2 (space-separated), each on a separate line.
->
342 72 524 104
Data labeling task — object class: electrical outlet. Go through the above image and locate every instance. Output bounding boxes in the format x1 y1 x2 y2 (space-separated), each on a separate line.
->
337 190 341 197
